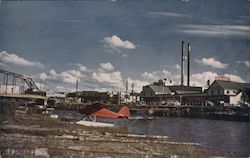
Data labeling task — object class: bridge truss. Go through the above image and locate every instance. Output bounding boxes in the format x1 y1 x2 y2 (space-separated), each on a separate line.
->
0 68 39 94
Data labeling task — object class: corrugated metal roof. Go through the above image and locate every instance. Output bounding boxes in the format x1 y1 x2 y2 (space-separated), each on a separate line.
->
216 80 250 90
169 86 202 93
149 85 172 94
175 90 202 94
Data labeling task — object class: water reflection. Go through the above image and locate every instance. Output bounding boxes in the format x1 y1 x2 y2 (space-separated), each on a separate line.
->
99 117 250 156
55 111 250 156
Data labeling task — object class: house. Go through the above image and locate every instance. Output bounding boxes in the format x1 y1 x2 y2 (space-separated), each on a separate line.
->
207 80 250 96
206 80 250 105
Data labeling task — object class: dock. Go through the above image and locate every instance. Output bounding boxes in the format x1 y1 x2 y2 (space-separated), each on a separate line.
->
130 105 250 121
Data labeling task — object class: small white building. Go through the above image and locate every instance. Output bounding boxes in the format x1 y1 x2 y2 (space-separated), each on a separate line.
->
0 85 20 94
47 91 66 103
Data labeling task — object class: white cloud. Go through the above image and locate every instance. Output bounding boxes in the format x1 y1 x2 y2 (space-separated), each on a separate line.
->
103 35 136 53
127 77 150 92
38 72 48 81
190 71 218 87
142 69 174 83
60 70 83 83
190 71 245 88
0 51 44 68
142 72 158 81
147 11 191 18
55 86 76 93
178 24 250 37
35 82 46 91
236 61 250 68
139 70 246 89
100 62 115 71
34 69 84 84
92 71 123 86
195 57 228 69
122 54 128 58
224 74 245 83
76 63 88 72
174 64 181 70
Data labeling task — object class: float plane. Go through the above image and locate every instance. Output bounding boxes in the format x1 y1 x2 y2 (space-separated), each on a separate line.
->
79 102 130 121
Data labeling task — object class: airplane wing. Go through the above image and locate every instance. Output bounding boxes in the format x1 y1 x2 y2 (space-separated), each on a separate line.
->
92 108 120 119
92 106 130 119
79 102 130 119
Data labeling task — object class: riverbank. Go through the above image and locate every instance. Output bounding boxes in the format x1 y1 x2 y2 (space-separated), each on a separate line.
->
0 113 227 157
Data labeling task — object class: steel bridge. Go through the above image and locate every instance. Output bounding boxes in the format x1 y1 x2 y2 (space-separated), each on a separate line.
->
0 68 47 100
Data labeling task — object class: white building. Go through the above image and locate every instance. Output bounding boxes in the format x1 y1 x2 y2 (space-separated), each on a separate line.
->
0 85 20 94
46 91 66 103
207 80 250 105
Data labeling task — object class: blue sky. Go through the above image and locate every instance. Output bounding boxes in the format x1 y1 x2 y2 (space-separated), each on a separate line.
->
0 0 249 92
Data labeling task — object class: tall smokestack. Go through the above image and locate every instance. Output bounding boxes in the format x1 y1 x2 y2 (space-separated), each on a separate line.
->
187 43 191 87
181 41 184 86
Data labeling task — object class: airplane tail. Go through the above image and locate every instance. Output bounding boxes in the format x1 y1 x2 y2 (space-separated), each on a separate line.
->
118 106 130 118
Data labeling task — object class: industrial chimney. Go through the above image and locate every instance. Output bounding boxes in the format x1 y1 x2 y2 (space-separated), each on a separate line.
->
181 41 185 86
187 43 191 87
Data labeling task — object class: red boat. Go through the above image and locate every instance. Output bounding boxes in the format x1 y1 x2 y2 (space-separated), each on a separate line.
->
79 102 130 121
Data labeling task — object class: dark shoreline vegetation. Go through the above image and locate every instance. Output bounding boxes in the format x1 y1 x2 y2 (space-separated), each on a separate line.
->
0 101 233 157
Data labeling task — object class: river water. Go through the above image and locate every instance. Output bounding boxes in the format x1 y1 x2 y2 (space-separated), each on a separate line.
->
98 117 250 156
56 111 250 156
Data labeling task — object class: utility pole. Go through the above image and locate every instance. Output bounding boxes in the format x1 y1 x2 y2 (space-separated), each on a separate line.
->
76 77 79 92
125 79 128 103
131 83 135 102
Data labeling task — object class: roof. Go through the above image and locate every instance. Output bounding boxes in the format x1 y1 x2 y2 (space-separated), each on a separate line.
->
149 85 172 95
215 80 250 90
168 85 202 93
175 90 202 95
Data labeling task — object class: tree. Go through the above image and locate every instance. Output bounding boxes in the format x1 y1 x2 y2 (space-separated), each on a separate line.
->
241 88 250 104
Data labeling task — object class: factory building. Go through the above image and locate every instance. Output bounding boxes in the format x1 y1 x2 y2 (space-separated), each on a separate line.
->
140 41 250 106
141 80 173 105
141 79 250 106
141 80 202 105
141 41 202 105
67 91 110 103
66 91 122 105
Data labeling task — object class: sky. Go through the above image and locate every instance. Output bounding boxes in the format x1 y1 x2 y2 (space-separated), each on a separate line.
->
0 0 249 92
